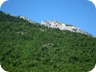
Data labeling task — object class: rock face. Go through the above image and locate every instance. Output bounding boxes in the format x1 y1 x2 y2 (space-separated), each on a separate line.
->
19 16 35 23
41 20 91 36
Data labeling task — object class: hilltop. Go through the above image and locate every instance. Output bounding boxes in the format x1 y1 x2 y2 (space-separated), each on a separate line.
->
0 11 96 72
41 20 91 36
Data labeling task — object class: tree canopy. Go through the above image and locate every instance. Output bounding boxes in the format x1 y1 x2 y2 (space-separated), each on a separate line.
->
0 11 96 72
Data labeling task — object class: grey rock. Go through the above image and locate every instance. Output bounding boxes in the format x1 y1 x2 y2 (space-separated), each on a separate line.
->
19 16 35 23
41 20 91 36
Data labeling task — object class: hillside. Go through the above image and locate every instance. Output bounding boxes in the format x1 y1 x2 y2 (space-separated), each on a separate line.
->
0 11 96 72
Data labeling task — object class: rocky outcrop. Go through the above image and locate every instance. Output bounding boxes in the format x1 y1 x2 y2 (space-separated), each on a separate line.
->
19 16 35 23
41 20 91 36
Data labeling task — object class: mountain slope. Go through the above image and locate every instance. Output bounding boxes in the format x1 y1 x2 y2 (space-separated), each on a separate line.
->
0 11 96 72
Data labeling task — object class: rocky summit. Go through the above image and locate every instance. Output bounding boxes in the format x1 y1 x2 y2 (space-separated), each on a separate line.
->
41 20 91 36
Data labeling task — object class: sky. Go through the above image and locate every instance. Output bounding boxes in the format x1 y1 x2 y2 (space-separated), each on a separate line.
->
0 0 96 36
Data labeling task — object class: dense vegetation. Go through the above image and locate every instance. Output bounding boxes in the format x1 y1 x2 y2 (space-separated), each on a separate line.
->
0 11 96 72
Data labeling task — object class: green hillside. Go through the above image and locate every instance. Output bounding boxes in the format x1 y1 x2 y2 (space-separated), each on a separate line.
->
0 11 96 72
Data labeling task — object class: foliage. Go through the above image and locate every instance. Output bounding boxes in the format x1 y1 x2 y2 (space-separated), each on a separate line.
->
0 11 96 72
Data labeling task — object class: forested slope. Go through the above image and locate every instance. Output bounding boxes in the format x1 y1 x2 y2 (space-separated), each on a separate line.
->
0 11 96 72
